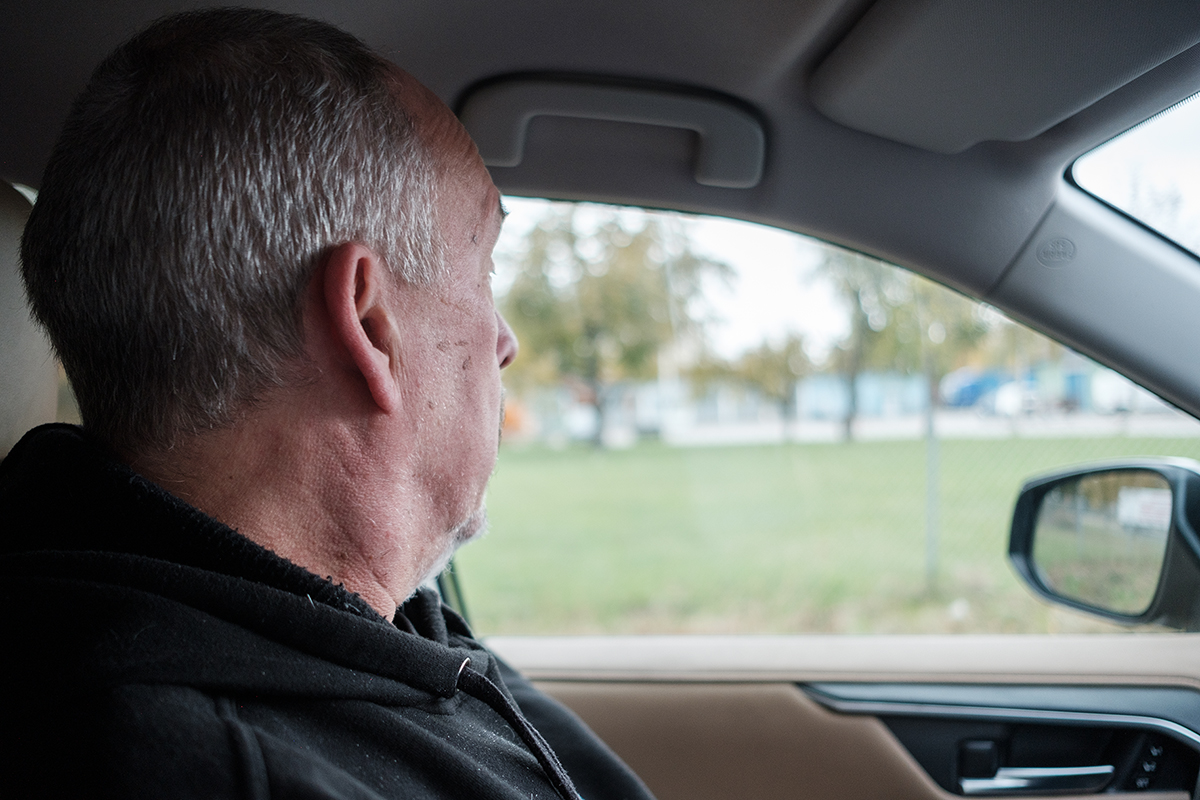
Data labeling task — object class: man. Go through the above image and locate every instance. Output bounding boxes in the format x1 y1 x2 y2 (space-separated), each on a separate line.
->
1 9 653 799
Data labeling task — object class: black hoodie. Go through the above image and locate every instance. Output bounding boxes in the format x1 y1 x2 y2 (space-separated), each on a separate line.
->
0 424 653 800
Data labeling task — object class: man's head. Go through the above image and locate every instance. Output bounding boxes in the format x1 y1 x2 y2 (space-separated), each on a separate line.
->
20 8 444 453
20 8 518 612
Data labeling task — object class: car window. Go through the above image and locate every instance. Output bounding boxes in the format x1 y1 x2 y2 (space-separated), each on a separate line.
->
1073 93 1200 256
453 197 1200 636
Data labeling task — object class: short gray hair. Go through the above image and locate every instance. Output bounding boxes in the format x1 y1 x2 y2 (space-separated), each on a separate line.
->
21 8 442 453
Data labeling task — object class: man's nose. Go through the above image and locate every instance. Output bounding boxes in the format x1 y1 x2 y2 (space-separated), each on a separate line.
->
496 310 518 369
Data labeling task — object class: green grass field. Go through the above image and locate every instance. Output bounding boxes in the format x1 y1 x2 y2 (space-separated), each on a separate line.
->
453 436 1200 635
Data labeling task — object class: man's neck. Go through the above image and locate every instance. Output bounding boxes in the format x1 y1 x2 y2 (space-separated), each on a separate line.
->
128 403 428 621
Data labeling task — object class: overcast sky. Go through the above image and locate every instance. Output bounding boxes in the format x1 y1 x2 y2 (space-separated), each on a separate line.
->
496 197 851 364
1073 92 1200 255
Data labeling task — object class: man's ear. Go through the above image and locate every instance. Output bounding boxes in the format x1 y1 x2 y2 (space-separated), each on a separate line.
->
323 242 401 414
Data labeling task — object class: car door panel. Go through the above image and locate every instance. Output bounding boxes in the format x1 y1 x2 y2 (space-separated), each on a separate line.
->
490 634 1200 800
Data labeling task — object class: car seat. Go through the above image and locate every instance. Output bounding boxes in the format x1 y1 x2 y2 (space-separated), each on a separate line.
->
0 182 56 456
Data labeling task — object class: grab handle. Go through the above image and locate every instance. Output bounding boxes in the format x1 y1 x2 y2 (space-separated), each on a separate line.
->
960 765 1114 795
459 79 765 189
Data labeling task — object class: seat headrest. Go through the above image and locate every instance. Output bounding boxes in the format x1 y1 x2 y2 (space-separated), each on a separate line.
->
0 183 57 456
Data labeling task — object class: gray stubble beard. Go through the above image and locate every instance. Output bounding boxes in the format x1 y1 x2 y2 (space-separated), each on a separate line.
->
419 504 489 587
421 384 504 590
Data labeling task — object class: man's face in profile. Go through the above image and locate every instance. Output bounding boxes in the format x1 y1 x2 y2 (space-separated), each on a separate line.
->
384 71 517 569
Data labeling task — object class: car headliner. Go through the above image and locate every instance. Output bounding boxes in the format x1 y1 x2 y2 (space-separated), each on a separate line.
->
4 1 1200 408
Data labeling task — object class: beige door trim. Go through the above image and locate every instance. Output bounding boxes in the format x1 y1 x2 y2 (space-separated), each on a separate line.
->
489 633 1200 689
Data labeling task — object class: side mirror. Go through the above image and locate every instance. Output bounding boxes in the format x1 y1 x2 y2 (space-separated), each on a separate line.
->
1009 459 1200 631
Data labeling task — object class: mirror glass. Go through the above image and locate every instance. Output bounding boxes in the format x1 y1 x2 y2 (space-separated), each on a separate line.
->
1032 470 1171 616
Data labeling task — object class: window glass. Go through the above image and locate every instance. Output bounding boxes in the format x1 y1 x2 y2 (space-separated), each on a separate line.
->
454 198 1200 635
1073 94 1200 256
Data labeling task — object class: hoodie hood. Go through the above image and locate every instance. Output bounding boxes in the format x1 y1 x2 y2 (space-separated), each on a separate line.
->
0 423 491 702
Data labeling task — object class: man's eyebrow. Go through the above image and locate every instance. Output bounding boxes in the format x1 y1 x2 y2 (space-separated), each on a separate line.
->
498 197 509 220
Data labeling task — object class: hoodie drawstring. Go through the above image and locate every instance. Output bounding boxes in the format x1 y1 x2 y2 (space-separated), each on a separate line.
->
456 659 581 800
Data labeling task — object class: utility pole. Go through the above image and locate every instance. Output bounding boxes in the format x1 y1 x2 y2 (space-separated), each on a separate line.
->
917 292 939 595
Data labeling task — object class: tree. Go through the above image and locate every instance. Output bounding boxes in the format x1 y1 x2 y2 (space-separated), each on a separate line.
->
818 250 990 438
501 204 731 444
686 334 810 437
911 277 989 407
981 313 1064 380
817 250 907 439
817 250 990 591
734 334 810 425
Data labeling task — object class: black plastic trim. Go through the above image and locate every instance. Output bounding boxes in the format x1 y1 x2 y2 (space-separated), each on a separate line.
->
804 683 1200 750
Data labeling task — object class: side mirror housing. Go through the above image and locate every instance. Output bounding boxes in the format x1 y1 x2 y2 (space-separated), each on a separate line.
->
1009 459 1200 631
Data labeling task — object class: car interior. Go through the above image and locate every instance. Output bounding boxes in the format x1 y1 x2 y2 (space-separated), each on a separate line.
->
6 2 1200 799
